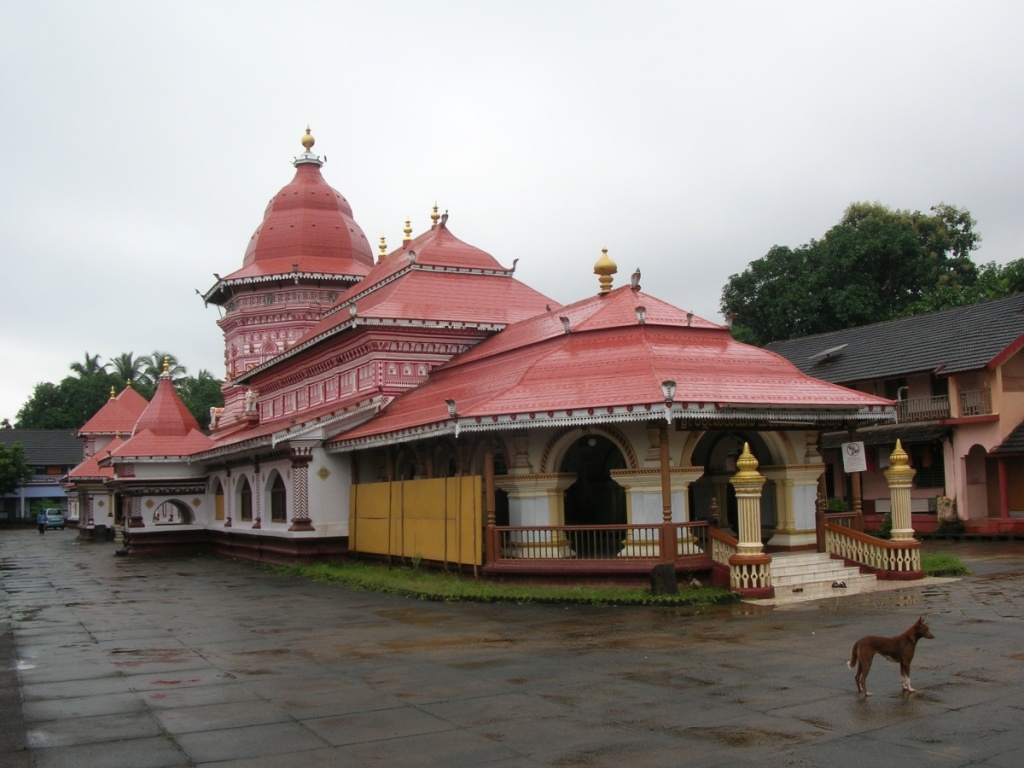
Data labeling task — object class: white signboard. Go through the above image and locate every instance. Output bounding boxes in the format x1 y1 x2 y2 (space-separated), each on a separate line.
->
842 441 867 473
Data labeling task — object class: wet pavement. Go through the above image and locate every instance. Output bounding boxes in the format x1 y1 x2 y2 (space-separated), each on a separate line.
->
2 529 1023 767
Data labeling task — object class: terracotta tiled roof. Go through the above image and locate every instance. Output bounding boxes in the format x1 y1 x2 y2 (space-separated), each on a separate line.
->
235 221 557 382
67 435 123 479
330 284 894 448
766 293 1024 384
77 386 149 436
109 376 212 459
203 155 373 302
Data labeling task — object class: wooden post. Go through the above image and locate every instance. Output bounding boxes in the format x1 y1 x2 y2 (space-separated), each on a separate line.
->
484 439 497 565
659 421 675 563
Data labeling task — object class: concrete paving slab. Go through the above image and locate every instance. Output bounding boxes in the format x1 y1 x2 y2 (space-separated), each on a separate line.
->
4 531 1024 767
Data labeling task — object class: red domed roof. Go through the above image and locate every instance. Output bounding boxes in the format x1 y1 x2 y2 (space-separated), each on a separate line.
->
206 133 374 295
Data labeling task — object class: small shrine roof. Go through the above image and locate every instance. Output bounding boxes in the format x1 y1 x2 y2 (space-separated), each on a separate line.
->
67 435 124 480
77 386 149 436
108 369 213 459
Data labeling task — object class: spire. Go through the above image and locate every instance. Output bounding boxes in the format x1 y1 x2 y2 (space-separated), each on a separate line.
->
430 203 440 229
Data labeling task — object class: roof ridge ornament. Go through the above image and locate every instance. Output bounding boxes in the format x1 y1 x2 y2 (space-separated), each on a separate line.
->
293 126 324 167
431 203 440 229
594 248 616 295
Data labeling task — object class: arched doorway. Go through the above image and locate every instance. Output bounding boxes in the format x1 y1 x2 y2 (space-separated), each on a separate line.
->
560 434 627 557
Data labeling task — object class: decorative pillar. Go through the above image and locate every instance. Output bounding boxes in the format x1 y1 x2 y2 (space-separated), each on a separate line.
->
128 495 145 528
495 474 575 557
884 440 916 541
288 448 315 531
728 443 773 597
224 471 233 528
252 465 262 529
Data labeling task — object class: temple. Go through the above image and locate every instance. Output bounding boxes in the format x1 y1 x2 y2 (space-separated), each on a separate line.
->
64 130 905 595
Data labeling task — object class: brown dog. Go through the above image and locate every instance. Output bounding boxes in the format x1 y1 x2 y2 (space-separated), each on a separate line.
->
847 615 934 696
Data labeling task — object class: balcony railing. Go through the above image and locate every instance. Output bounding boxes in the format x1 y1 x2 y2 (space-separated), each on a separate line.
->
897 389 992 422
491 521 710 568
896 395 950 422
959 388 992 417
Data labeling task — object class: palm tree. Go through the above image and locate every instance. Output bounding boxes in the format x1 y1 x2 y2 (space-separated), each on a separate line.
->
69 352 107 378
109 352 145 387
141 351 187 386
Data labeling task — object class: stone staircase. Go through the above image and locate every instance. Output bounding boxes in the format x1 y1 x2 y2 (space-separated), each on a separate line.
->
770 551 877 600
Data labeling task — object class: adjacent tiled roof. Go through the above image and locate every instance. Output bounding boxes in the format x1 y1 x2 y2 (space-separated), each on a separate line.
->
992 420 1024 456
77 386 149 436
330 284 894 449
0 429 82 465
765 293 1024 384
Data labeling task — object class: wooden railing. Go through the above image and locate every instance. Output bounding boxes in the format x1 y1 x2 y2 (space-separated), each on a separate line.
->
897 395 950 422
959 388 992 417
492 521 710 565
824 523 922 578
709 527 739 565
897 389 992 422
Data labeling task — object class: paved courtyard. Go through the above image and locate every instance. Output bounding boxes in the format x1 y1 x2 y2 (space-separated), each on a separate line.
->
2 528 1023 767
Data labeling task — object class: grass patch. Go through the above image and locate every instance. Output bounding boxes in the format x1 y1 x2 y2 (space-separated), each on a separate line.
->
921 552 970 577
274 560 737 606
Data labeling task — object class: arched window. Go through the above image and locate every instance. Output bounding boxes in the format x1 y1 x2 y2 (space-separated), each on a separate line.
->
238 476 253 521
270 473 287 523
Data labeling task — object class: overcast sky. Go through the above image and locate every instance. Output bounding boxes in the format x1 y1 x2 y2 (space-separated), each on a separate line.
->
2 1 1022 423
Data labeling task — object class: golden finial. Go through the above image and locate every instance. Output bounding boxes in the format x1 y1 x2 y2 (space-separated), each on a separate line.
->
734 443 761 478
403 217 412 244
889 439 909 468
301 126 315 151
378 234 388 263
162 356 170 375
594 248 617 295
430 202 440 229
109 387 116 400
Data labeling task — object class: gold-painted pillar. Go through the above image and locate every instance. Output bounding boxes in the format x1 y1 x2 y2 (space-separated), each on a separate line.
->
728 443 774 598
884 439 916 541
731 444 766 554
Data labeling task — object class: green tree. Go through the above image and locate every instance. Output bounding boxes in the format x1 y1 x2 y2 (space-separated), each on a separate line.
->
176 369 224 431
721 202 981 345
15 372 121 429
141 351 186 387
0 441 33 496
69 351 108 377
109 352 146 387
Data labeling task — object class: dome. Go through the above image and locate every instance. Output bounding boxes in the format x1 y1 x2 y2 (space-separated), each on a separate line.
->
238 132 374 277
